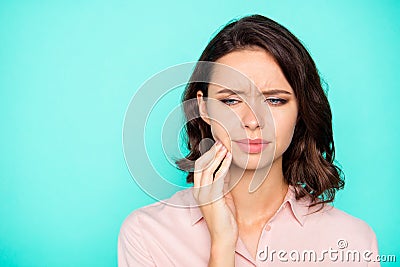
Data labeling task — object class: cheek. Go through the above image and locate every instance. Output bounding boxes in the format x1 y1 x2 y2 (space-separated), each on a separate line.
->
207 102 243 151
274 110 297 153
209 120 232 150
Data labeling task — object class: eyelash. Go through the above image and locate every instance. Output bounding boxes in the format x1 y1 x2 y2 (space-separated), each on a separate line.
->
220 98 287 106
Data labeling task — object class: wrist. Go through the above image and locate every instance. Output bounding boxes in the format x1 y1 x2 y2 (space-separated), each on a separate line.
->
209 244 235 267
210 241 236 256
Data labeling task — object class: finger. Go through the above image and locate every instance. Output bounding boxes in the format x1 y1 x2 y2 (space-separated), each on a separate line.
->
195 142 226 205
197 146 227 204
214 151 232 180
199 149 230 204
194 140 220 185
200 144 227 187
193 140 221 198
194 140 221 174
211 151 232 200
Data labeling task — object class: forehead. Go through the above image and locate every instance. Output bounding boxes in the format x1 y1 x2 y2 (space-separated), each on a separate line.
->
208 47 293 96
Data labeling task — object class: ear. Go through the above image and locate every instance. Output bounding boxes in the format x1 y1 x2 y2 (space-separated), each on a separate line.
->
196 90 211 125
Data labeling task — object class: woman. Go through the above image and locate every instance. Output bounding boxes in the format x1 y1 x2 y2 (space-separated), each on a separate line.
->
118 14 380 266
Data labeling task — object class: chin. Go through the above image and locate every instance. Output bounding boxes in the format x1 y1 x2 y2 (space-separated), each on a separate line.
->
231 154 274 170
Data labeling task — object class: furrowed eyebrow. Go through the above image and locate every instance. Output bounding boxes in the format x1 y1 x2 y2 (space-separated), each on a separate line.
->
215 88 292 95
262 89 292 96
215 88 246 95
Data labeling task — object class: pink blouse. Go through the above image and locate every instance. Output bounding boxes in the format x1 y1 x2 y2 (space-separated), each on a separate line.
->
118 185 380 266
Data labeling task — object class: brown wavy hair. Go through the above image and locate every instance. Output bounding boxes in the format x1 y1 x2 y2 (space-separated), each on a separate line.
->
175 14 345 206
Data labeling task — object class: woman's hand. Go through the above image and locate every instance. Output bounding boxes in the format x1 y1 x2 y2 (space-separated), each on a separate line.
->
192 139 237 266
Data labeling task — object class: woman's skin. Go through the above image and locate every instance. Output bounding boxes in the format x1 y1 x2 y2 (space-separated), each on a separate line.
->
194 46 299 266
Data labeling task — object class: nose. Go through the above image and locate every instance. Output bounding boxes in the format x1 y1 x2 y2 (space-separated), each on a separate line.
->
241 102 265 130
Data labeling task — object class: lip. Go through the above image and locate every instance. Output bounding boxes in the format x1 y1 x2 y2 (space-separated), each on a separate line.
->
234 139 271 154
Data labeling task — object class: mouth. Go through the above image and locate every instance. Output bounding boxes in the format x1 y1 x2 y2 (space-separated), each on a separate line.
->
234 139 271 154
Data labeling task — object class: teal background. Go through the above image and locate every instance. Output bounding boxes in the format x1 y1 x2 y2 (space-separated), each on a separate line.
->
1 0 399 266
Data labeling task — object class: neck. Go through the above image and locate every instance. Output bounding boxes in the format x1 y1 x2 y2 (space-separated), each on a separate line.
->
226 156 289 224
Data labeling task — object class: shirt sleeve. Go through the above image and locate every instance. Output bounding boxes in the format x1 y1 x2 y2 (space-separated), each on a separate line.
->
367 227 381 267
118 212 156 267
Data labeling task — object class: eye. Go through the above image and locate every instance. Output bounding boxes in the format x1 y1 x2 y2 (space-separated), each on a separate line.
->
220 98 241 106
265 97 287 106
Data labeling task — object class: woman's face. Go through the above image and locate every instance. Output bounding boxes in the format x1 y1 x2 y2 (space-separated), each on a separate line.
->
197 47 298 171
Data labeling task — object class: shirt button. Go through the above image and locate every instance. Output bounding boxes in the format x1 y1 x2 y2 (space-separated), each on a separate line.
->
265 224 271 231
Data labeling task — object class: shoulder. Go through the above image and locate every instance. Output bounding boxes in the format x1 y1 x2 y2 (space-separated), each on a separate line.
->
319 204 375 234
118 187 211 266
119 187 194 233
117 189 194 266
305 203 378 248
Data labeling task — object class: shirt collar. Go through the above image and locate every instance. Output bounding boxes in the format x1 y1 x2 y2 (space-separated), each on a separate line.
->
188 185 312 226
284 185 311 226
